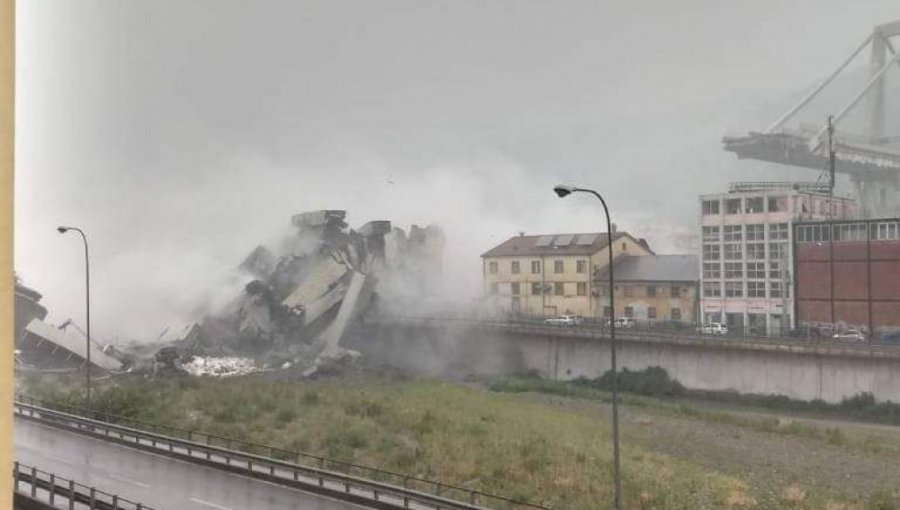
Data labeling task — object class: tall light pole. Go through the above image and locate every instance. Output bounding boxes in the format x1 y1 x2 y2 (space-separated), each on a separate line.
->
553 184 622 510
57 226 91 406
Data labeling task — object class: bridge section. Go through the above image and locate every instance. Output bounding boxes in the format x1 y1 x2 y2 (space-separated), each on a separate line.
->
356 318 900 403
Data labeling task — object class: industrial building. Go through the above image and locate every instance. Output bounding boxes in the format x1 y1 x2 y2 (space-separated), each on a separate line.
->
698 184 858 335
794 217 900 338
481 231 653 318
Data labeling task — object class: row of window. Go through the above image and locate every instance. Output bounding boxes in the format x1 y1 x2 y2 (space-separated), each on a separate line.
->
487 259 588 275
702 223 788 242
702 281 788 298
702 196 788 215
702 242 787 261
795 221 900 243
703 261 786 280
489 282 588 296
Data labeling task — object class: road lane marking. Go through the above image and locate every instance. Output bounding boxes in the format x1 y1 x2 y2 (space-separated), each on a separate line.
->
189 497 233 510
107 473 150 489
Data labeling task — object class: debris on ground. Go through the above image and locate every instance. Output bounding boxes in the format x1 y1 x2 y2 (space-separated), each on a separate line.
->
125 210 444 378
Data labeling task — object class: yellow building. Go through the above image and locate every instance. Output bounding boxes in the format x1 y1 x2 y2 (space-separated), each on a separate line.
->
595 254 699 324
480 232 653 318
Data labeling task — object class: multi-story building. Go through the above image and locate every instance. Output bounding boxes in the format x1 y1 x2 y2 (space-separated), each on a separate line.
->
481 231 653 318
698 185 858 335
794 217 900 338
594 254 699 324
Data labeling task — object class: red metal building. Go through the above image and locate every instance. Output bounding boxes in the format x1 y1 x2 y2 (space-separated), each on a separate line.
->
794 218 900 338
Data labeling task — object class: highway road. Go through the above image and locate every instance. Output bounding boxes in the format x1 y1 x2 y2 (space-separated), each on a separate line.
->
15 418 369 510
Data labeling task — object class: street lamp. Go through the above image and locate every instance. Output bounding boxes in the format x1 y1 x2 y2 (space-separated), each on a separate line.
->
553 184 622 510
57 226 91 406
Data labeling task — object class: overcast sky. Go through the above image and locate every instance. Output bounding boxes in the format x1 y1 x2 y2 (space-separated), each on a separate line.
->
14 1 900 341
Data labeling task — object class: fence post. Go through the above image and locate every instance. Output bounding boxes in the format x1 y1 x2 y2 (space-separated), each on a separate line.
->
12 461 18 492
112 495 119 510
89 487 96 509
49 474 55 504
68 480 75 510
30 467 36 497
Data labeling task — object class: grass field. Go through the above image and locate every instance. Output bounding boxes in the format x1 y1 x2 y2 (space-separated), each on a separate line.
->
20 372 900 510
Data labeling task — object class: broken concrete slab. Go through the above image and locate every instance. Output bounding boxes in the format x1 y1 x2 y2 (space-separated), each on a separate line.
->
20 319 123 372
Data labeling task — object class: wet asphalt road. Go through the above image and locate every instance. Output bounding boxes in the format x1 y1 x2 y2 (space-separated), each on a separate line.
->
15 418 368 510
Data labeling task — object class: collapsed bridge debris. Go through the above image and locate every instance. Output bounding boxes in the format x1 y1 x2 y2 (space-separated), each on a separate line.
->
147 210 444 377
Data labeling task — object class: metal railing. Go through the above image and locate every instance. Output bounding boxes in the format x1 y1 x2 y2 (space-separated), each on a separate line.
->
13 461 154 510
372 315 900 356
14 400 550 510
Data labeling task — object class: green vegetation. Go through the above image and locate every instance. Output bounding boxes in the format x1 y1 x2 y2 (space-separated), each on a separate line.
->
20 372 900 510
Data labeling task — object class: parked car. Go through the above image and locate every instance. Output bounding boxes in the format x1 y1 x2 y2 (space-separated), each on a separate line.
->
543 315 581 327
832 329 867 342
605 317 635 329
700 323 728 335
882 331 900 345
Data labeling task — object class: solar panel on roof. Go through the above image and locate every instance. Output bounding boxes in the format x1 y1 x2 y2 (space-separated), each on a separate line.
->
576 234 599 245
554 235 574 246
535 235 554 247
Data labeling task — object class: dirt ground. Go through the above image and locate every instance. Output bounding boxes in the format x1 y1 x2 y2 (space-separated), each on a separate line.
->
524 392 900 500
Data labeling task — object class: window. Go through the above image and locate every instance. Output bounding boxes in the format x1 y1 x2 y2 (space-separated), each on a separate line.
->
796 224 830 243
768 223 788 240
875 221 900 240
576 282 587 296
746 197 764 213
624 306 634 318
833 223 867 242
554 282 564 296
489 283 498 295
532 282 542 295
554 260 564 273
746 224 764 241
511 261 520 274
702 200 720 215
576 260 587 274
703 281 721 297
511 282 520 295
769 242 786 261
647 285 656 297
723 225 742 241
703 262 721 279
702 244 720 260
670 285 680 298
747 281 765 298
724 262 742 279
725 281 743 297
623 285 635 298
747 243 766 260
769 281 782 298
725 198 742 214
648 307 657 319
531 260 541 274
724 243 742 260
671 308 681 321
489 261 498 274
768 195 787 212
702 226 720 242
769 262 782 280
746 262 765 279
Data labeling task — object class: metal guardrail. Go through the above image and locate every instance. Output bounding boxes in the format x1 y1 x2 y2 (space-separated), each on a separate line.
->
374 315 900 358
15 400 548 510
13 461 154 510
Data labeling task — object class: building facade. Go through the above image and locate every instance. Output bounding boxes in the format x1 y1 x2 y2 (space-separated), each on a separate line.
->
794 217 900 338
481 232 653 318
699 187 858 335
594 254 699 324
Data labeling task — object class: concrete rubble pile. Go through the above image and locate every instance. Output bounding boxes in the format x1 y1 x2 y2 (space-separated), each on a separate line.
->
142 210 444 377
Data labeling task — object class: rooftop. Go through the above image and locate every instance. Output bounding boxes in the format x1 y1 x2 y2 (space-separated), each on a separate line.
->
596 254 699 282
481 232 651 258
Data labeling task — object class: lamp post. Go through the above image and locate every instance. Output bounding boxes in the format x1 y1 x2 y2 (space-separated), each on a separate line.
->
57 226 91 407
553 184 622 510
